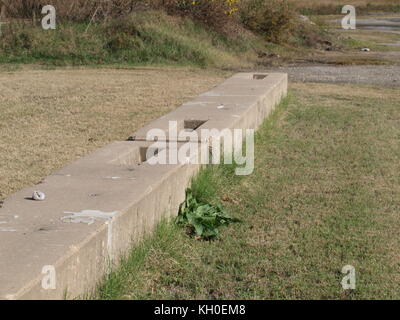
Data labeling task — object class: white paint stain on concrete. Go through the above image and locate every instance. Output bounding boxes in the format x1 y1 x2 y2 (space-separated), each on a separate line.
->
103 176 136 181
61 210 117 225
0 221 16 232
0 227 16 232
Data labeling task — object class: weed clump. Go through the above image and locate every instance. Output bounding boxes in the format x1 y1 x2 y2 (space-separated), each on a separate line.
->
176 189 238 240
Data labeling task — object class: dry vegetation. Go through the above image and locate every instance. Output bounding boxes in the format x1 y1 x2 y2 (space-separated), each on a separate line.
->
0 0 336 67
0 67 229 199
1 0 147 20
1 0 240 29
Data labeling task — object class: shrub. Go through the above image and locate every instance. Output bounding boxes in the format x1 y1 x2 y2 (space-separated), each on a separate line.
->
149 0 239 33
240 0 295 43
1 0 238 27
0 0 145 21
0 22 34 51
102 15 142 51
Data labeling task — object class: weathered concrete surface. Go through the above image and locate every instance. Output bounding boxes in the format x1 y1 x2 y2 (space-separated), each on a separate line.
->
131 73 287 142
0 73 287 300
0 141 206 299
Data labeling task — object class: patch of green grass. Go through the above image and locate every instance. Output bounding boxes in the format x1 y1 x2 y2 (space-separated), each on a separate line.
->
0 9 349 69
94 83 400 299
0 11 259 69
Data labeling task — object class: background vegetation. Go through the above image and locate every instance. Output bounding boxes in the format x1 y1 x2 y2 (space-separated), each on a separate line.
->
0 0 335 67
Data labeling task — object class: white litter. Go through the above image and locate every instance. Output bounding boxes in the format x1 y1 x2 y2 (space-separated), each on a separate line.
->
361 48 370 52
32 191 46 201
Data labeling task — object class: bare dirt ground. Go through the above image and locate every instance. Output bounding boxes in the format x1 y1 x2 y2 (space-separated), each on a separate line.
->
0 67 228 199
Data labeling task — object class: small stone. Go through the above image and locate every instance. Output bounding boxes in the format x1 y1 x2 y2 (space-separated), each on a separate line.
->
32 191 46 201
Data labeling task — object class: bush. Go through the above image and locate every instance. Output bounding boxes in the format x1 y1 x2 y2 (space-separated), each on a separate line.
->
2 0 238 29
0 22 34 51
152 0 238 32
1 0 146 21
240 0 295 43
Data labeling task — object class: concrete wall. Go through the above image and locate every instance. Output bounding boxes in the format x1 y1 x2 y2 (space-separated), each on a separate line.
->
0 73 287 300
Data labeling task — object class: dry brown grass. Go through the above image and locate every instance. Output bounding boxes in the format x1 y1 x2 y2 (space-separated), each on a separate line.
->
0 66 229 199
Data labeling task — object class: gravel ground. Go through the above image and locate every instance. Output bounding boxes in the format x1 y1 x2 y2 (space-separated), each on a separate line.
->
267 65 400 87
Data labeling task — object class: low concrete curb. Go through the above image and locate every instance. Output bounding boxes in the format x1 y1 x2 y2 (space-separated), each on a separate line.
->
0 72 287 300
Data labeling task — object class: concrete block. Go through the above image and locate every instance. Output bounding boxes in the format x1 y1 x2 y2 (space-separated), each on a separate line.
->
130 73 287 142
0 72 287 300
0 141 206 299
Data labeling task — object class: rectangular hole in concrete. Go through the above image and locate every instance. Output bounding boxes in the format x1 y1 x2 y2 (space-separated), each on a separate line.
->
184 120 207 132
139 147 160 163
253 74 267 80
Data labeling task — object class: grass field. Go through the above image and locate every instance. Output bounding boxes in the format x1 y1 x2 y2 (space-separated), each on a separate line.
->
1 0 399 302
95 82 400 299
0 67 228 200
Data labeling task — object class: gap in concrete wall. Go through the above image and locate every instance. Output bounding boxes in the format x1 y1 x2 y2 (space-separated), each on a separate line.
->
253 74 268 80
139 146 160 163
184 120 208 132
